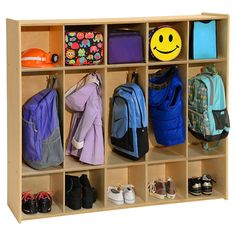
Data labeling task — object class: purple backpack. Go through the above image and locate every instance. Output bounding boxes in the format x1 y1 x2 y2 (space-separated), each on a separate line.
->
22 85 63 169
108 30 144 64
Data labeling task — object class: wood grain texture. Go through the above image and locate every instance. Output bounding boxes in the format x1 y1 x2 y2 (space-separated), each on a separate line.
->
7 19 22 223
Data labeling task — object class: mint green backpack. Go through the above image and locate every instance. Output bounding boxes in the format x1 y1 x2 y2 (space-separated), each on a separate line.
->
188 65 230 150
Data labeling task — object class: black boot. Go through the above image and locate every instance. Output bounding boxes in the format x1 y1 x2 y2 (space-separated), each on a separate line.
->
65 175 82 210
80 174 96 209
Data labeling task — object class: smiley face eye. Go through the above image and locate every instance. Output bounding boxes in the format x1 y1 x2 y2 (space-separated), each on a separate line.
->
159 35 163 43
169 34 173 42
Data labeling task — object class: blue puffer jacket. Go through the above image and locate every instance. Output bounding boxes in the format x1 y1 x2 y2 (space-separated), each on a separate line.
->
148 67 185 146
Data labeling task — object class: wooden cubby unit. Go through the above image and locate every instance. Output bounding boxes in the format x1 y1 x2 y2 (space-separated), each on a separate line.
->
7 13 229 222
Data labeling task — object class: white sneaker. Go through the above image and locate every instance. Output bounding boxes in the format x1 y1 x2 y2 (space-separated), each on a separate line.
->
107 186 124 205
123 185 135 204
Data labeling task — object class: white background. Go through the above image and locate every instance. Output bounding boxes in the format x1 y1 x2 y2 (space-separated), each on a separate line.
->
0 0 235 235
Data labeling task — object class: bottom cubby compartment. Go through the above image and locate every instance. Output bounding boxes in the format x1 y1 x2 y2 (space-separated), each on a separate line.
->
188 158 226 199
106 165 146 207
147 162 187 203
22 173 63 220
65 169 105 213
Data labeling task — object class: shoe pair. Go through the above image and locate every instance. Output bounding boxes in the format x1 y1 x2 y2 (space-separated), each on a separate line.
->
188 174 216 196
148 177 176 200
107 185 135 205
65 174 96 210
22 191 52 214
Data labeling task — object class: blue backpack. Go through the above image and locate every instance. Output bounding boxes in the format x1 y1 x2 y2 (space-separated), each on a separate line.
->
188 65 230 149
22 78 64 169
149 67 185 146
111 82 149 160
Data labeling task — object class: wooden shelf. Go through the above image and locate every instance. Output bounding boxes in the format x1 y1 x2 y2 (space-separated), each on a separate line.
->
107 151 146 167
148 193 186 203
188 58 226 64
107 63 147 68
65 200 104 214
64 64 106 70
188 143 225 161
148 60 188 66
64 155 105 171
22 65 64 73
7 13 229 222
22 162 64 177
147 147 186 163
106 195 145 208
188 189 225 201
22 201 63 220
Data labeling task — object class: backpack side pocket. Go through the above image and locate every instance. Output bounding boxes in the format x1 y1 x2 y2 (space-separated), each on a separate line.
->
212 109 230 130
111 96 134 151
42 127 64 168
22 118 42 161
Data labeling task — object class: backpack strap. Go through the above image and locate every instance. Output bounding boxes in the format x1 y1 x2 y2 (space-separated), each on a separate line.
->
47 76 58 89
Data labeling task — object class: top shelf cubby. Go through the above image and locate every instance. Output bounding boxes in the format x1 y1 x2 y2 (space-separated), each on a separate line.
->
21 26 64 69
64 24 106 67
188 19 228 62
148 21 188 64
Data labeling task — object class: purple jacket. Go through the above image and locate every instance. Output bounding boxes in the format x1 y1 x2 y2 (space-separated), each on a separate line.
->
65 73 104 165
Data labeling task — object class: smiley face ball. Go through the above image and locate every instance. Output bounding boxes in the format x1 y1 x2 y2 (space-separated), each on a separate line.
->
150 27 182 61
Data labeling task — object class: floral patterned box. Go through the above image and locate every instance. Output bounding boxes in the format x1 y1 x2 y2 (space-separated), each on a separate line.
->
65 31 104 66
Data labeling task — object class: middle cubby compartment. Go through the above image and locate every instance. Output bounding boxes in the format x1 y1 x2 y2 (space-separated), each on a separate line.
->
106 66 147 165
64 68 106 170
187 61 228 160
147 64 188 163
21 70 64 175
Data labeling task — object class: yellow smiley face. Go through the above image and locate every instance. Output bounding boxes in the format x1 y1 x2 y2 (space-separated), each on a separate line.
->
150 27 182 61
